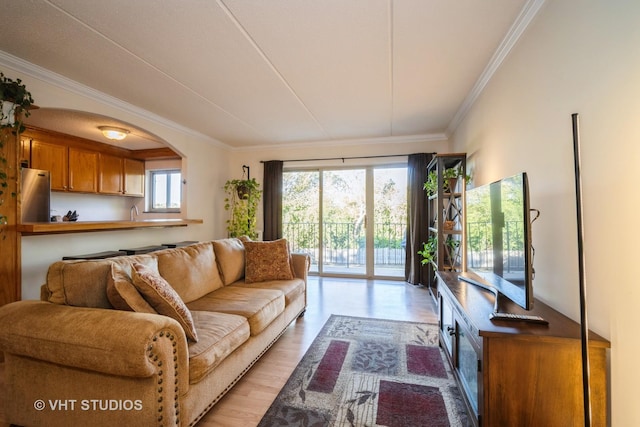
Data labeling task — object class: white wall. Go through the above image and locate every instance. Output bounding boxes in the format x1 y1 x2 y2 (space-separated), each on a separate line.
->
451 1 640 424
0 63 232 300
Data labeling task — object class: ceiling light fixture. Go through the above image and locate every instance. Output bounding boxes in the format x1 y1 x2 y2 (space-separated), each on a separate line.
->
98 126 130 141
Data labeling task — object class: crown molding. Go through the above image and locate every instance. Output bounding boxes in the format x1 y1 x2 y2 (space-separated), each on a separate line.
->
0 50 230 149
233 132 448 152
447 0 546 135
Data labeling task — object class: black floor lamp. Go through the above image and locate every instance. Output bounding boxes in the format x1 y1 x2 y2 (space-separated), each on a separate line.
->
572 112 592 427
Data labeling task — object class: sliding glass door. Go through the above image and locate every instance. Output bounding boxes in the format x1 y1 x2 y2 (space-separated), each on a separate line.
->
283 165 406 278
372 167 407 277
322 169 366 275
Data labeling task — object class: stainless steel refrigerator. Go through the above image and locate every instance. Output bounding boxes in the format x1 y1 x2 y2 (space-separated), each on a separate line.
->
21 168 51 223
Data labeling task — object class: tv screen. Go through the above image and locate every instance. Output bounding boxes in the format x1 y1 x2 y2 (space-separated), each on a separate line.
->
465 172 534 310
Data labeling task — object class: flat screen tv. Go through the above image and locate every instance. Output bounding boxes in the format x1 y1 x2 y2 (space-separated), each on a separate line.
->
464 172 534 310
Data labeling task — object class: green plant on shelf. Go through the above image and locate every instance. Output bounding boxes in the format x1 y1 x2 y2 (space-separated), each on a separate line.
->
442 166 471 193
418 235 461 268
423 166 471 196
423 171 438 196
418 235 437 266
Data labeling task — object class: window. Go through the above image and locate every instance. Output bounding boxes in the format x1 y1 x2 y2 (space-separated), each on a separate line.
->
150 169 181 212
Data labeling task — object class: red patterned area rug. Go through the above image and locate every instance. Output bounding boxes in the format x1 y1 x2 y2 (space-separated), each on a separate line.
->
258 315 468 427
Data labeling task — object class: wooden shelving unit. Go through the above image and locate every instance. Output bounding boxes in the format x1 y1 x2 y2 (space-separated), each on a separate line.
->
425 153 467 298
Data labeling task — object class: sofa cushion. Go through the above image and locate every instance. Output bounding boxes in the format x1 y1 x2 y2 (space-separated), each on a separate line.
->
187 287 284 336
232 278 305 306
106 263 156 313
156 242 224 303
243 239 294 283
188 311 250 384
45 255 157 308
131 262 199 342
212 238 245 285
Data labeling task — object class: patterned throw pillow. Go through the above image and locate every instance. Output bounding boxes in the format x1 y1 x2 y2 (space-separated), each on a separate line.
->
131 262 199 342
243 239 294 284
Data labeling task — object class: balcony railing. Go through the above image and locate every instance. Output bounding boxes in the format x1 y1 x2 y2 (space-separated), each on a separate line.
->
283 222 406 270
467 221 525 272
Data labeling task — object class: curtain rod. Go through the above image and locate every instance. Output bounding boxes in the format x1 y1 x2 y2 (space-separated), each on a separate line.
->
260 152 436 164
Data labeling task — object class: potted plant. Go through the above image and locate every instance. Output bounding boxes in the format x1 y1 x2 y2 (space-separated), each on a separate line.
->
223 178 262 239
423 171 438 196
418 235 461 268
442 166 471 193
424 167 472 196
1 72 34 227
417 235 437 267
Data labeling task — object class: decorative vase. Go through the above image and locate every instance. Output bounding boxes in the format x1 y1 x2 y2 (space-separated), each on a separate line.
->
446 177 458 193
236 184 250 199
0 101 16 126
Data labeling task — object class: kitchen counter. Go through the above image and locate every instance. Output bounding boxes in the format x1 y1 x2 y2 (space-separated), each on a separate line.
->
18 219 203 235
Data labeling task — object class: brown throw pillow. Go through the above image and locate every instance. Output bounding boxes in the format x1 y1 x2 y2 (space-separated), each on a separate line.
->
131 262 199 342
243 239 294 284
106 263 156 313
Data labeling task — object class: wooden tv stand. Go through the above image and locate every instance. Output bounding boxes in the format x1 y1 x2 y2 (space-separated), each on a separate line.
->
436 271 610 427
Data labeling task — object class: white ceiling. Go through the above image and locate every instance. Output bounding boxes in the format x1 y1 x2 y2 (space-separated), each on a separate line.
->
0 0 536 149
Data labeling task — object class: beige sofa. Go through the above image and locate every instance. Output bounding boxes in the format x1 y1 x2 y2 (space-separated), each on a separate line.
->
0 238 309 427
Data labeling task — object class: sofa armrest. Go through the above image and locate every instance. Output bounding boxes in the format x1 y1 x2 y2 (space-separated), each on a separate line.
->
0 300 188 381
291 253 310 282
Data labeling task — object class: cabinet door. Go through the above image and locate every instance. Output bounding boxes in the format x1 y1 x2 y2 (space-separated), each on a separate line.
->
439 293 455 356
30 140 68 191
19 136 30 168
123 158 145 197
455 320 480 417
68 148 98 193
98 154 123 195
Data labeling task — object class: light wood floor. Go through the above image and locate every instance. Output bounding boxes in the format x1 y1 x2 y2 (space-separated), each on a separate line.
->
0 277 438 427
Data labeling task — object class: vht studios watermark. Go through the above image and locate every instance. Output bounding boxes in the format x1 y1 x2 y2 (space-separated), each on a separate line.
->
34 399 143 411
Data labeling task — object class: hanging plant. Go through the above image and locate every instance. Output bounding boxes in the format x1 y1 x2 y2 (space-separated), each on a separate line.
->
1 71 34 132
0 71 35 227
223 178 262 239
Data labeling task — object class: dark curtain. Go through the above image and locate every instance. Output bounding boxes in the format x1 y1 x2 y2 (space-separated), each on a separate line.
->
263 160 284 241
405 153 433 285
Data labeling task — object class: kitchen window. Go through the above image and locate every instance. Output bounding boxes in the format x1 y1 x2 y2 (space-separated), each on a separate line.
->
149 169 181 212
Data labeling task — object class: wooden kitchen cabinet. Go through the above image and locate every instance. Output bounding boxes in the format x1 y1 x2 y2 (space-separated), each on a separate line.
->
99 153 123 195
30 139 68 191
68 147 98 193
24 128 146 197
123 158 145 197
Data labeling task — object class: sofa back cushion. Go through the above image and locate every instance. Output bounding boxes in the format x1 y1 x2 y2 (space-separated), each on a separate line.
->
156 242 223 303
106 263 156 312
45 255 157 308
212 238 245 285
